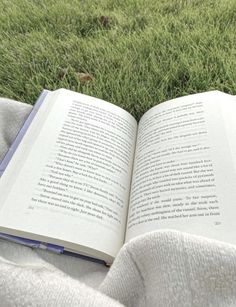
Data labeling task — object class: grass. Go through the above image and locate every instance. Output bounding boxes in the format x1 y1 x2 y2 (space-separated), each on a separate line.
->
0 0 235 120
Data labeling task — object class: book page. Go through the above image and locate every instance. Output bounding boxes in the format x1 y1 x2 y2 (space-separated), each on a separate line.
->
126 91 236 244
0 89 137 258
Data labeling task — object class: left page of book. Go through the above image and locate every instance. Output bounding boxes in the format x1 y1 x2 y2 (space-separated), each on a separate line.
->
0 89 137 261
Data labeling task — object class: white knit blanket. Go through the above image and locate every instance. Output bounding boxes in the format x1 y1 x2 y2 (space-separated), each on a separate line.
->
1 98 236 306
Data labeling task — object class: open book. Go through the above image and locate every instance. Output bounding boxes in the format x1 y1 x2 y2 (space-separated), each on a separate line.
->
0 89 236 265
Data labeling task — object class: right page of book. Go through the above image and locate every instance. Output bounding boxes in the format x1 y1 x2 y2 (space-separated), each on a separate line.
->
126 91 236 244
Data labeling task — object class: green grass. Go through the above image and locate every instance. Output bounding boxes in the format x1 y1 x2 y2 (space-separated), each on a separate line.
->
0 0 235 119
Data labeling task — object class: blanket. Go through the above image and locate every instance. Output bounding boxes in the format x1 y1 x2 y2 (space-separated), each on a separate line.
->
0 98 236 306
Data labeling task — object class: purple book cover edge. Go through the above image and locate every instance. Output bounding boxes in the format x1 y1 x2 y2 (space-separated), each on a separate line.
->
0 90 50 177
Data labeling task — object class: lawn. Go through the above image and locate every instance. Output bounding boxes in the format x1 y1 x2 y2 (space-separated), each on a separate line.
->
0 0 235 119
